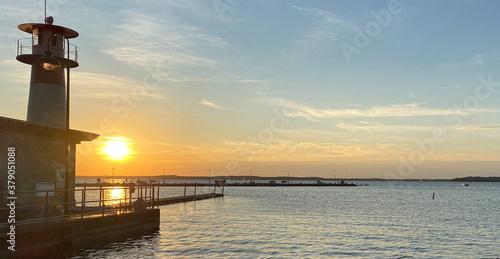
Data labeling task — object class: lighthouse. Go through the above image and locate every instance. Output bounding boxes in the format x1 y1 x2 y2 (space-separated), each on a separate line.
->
16 16 79 129
0 16 98 211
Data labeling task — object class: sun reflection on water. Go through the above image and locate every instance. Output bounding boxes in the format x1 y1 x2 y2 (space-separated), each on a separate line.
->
105 187 126 206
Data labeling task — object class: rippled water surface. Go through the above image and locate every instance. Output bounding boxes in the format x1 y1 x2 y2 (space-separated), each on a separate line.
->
70 181 500 258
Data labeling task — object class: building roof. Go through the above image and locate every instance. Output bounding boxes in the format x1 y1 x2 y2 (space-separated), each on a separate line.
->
0 116 98 144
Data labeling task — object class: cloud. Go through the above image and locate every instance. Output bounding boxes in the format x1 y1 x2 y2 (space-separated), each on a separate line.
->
225 74 267 84
293 6 347 25
199 98 229 110
262 96 491 121
1 60 30 83
456 125 500 130
97 8 261 85
223 139 373 161
102 10 228 69
71 72 166 100
132 138 384 163
469 54 484 66
0 2 47 26
124 141 244 163
441 52 500 68
292 5 350 48
161 74 266 84
101 136 133 142
333 120 441 134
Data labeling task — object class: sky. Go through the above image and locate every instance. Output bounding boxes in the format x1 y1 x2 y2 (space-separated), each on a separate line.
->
1 0 500 179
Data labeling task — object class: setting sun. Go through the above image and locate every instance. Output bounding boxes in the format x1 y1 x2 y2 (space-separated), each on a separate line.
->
102 138 131 160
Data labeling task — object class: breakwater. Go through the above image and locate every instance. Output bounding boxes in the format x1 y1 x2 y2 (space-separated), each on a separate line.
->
76 182 357 188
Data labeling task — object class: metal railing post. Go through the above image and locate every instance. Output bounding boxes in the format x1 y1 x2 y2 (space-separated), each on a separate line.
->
125 188 128 209
99 184 102 207
75 46 78 62
152 184 155 207
45 191 49 218
157 183 160 204
81 189 84 219
102 188 105 216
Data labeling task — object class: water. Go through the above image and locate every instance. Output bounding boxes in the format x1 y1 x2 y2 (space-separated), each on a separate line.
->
70 181 500 258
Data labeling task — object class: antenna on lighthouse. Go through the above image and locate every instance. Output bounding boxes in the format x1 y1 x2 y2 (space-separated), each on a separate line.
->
43 1 54 25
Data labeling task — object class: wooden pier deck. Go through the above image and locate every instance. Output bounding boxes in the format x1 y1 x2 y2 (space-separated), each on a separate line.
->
149 193 224 206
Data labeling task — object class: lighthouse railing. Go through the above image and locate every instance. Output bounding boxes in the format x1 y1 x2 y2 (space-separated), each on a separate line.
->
16 38 33 56
17 37 79 62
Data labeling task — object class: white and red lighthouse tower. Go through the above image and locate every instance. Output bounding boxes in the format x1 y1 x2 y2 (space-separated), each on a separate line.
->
16 16 79 129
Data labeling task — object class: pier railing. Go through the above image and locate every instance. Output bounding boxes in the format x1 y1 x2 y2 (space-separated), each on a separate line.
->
0 182 222 225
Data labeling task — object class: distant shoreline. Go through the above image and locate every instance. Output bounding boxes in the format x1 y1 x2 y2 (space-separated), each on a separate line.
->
450 176 500 182
76 175 500 182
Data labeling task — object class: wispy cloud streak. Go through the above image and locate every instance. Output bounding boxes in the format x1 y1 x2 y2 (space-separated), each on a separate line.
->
102 10 227 69
263 97 492 120
291 5 352 52
457 125 500 130
293 6 347 25
199 98 229 110
71 72 166 100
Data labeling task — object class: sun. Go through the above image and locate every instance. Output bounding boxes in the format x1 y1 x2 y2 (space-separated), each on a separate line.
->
102 139 131 160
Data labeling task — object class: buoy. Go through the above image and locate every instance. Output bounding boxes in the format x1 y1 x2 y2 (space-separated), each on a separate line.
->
432 192 435 199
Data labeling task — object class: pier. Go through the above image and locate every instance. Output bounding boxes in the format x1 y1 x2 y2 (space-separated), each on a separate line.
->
0 183 224 257
151 193 224 206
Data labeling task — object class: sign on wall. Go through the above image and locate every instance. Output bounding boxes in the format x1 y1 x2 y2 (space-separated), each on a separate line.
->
36 182 54 197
